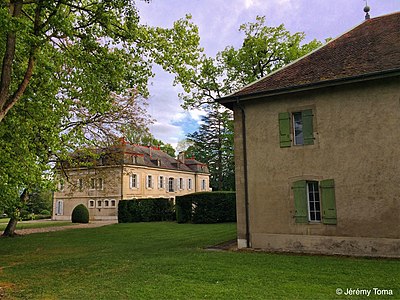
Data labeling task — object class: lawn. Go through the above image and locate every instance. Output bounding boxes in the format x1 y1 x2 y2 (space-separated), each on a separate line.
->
0 222 399 299
0 219 71 231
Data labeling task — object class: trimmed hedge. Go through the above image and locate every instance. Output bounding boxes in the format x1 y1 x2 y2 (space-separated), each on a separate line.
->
176 192 236 224
71 204 89 223
118 198 175 223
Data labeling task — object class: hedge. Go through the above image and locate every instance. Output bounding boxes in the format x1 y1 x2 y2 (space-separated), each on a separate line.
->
175 192 236 224
118 198 175 223
71 204 89 223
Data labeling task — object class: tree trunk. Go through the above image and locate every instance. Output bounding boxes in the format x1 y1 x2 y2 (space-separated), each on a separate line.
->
2 217 18 237
2 188 29 237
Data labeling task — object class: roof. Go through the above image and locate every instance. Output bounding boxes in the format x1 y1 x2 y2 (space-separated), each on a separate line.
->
218 12 400 108
123 144 200 172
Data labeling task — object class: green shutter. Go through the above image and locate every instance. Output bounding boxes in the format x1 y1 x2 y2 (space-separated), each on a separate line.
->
279 112 291 148
292 180 308 223
302 109 314 145
321 179 337 225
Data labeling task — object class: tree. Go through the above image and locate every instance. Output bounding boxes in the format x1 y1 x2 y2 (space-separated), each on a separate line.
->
173 17 324 191
187 105 234 191
124 131 176 157
0 1 203 236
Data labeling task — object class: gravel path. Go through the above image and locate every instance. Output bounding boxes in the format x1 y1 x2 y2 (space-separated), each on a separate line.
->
14 221 117 236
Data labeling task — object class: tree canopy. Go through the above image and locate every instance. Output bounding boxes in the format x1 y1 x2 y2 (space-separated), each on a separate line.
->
0 1 202 236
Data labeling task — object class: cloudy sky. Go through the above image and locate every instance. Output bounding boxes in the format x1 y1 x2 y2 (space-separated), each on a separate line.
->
135 0 400 148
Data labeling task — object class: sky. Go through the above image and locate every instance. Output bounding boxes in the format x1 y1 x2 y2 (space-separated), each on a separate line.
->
135 0 400 148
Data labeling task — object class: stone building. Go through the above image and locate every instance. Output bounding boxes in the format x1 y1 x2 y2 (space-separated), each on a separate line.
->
53 141 210 221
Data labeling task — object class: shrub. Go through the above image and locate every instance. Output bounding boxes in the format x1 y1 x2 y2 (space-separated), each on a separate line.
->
118 198 174 223
71 204 89 223
176 192 236 224
40 209 51 216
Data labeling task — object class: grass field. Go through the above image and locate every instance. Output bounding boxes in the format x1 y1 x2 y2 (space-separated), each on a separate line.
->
0 222 399 299
0 219 71 231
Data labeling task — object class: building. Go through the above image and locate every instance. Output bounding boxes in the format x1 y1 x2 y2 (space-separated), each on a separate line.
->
53 141 210 221
217 12 400 257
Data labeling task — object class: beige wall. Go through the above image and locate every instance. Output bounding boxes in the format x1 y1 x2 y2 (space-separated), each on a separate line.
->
53 165 210 221
234 77 400 256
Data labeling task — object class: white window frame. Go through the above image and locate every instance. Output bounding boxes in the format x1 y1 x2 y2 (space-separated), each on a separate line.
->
188 178 193 190
89 200 95 208
110 200 116 207
146 174 154 189
96 199 103 208
159 176 164 189
306 181 322 222
168 177 175 192
130 173 139 189
201 179 206 191
104 200 110 208
56 200 63 215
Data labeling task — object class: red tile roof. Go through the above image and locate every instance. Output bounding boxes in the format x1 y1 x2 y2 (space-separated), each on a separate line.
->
219 12 400 106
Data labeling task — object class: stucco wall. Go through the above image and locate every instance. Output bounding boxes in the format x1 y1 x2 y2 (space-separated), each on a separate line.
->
234 77 400 256
53 165 210 221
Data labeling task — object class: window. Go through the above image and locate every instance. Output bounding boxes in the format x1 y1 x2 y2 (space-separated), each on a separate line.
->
279 109 314 147
292 179 337 224
159 176 164 189
56 200 63 215
90 178 103 190
201 179 207 191
98 178 103 190
179 178 184 190
146 175 153 189
104 200 110 207
168 177 175 192
97 200 102 208
188 178 193 190
111 200 116 207
89 200 95 208
78 178 83 191
130 174 139 189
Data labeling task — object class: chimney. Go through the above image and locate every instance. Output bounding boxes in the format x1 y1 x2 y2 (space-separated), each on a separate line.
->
178 151 185 164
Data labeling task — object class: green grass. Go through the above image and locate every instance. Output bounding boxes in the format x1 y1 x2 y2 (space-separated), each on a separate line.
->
0 223 399 299
0 220 71 231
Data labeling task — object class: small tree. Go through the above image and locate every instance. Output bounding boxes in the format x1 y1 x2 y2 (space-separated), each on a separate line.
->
71 204 89 224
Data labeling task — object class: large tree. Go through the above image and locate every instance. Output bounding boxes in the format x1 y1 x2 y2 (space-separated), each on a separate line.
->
187 105 234 191
176 16 323 190
0 1 202 236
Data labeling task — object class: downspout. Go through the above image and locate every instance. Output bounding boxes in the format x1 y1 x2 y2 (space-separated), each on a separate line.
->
236 98 250 248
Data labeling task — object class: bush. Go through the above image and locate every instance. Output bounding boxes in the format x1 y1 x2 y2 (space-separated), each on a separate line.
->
118 198 174 223
71 204 89 223
40 209 51 216
176 192 236 224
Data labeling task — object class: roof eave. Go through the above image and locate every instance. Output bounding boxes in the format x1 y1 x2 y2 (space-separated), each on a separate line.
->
218 68 400 109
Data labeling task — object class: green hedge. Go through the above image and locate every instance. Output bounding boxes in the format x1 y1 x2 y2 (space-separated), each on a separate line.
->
118 198 175 223
71 204 89 223
176 192 236 224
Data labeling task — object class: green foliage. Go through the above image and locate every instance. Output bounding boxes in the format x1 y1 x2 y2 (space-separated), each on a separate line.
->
176 192 236 224
187 105 235 191
0 2 202 234
118 199 174 223
174 16 323 193
71 204 89 224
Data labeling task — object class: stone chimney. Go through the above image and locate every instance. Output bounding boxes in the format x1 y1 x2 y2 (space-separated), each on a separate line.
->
178 151 185 164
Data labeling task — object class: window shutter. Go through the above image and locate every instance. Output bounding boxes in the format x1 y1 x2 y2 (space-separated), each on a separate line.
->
158 176 161 189
137 175 140 189
151 176 154 189
302 109 314 145
279 112 291 148
321 179 337 224
292 180 308 223
129 175 133 189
